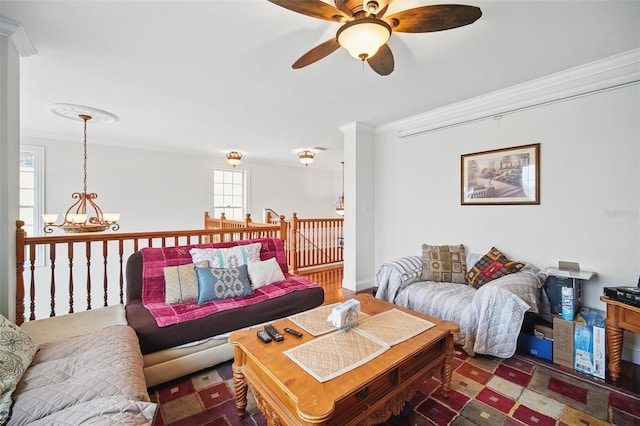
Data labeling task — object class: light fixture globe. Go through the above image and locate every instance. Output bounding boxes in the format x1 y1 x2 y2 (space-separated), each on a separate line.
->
226 151 242 167
298 150 315 166
337 18 391 60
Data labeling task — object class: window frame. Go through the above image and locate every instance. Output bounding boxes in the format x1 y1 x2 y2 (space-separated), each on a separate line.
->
19 144 45 265
210 168 249 221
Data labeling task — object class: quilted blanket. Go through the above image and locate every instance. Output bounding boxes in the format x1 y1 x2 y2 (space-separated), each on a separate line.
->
9 325 156 425
375 256 545 358
140 241 319 327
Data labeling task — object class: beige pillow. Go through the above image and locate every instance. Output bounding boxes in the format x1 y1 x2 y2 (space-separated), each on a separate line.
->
1 314 39 424
164 261 207 305
421 244 467 284
247 257 286 289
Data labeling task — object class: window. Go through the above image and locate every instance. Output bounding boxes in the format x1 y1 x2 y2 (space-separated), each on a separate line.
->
19 145 44 239
211 169 247 220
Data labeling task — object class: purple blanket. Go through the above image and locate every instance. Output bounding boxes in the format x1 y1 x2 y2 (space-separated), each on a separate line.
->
140 238 318 327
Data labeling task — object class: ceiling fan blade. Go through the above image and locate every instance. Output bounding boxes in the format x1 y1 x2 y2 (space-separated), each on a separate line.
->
292 38 341 69
384 5 482 33
268 0 349 23
367 43 394 76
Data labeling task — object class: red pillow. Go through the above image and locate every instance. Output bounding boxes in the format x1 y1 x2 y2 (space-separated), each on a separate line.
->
465 247 524 289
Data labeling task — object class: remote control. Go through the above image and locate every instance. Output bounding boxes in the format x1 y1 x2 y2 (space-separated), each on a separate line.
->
284 327 303 338
257 330 272 343
264 324 284 342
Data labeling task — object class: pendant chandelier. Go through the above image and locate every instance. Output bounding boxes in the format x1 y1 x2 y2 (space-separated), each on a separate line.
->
335 162 345 216
42 104 120 233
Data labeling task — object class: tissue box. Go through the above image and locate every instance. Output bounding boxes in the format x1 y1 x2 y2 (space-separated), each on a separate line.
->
327 299 360 328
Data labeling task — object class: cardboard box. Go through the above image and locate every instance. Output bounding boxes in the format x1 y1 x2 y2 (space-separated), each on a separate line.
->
574 322 606 379
552 317 574 368
518 333 552 361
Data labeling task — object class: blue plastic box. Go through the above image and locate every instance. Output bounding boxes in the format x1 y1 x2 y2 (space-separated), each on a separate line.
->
517 333 553 361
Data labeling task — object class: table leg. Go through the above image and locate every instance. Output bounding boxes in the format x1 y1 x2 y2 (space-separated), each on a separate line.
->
232 348 248 417
441 335 455 397
606 324 623 381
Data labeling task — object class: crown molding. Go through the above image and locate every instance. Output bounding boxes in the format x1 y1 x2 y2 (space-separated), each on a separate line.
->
377 48 640 138
0 16 36 57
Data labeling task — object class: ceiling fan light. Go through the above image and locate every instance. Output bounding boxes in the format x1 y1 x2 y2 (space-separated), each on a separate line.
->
298 150 315 166
226 151 242 167
337 18 391 60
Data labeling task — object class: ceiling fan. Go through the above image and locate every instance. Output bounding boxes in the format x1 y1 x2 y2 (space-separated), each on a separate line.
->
267 0 482 76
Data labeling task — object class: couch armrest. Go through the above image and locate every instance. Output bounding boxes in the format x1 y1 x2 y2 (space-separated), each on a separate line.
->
20 304 128 345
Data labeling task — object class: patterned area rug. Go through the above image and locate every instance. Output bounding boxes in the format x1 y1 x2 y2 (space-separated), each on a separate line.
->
150 349 640 425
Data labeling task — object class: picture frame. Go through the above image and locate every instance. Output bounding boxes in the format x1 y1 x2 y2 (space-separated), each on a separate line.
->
461 143 540 205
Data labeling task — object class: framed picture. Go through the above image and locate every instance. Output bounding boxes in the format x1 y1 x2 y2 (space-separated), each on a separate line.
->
461 143 540 205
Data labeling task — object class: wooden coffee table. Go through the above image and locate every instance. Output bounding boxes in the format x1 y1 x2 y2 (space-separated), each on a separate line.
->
229 293 459 425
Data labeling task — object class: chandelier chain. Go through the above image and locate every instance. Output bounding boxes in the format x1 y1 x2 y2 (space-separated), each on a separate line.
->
83 116 88 193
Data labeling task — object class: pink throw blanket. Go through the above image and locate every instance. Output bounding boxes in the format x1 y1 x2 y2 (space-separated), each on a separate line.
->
140 239 319 327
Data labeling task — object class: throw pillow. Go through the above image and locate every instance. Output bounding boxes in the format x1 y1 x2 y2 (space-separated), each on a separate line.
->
163 261 208 305
465 247 525 289
189 242 261 269
195 264 252 304
421 244 467 283
247 257 286 289
0 315 39 424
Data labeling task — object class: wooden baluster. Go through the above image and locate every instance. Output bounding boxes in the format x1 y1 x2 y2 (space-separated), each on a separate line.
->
118 240 124 305
49 243 56 317
68 242 75 313
292 213 299 274
85 241 92 310
103 240 108 307
15 220 26 325
29 245 36 321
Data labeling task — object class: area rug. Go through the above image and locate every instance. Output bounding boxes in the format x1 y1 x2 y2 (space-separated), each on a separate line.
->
150 349 640 425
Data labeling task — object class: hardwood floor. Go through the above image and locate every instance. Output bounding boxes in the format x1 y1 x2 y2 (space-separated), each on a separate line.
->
298 265 640 396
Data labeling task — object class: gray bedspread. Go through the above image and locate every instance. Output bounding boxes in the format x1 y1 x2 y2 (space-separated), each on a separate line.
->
9 325 156 425
375 255 545 358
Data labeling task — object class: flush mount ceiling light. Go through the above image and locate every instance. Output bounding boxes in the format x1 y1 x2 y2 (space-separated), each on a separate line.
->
267 0 481 76
337 18 391 60
42 104 120 233
298 150 316 166
226 151 242 167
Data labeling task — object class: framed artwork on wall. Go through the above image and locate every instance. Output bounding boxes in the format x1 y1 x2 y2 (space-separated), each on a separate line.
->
461 143 540 205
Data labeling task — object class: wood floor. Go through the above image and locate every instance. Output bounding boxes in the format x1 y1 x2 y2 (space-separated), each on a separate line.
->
298 265 640 396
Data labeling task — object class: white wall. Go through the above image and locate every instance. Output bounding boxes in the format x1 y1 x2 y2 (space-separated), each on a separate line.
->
22 136 337 233
373 84 640 361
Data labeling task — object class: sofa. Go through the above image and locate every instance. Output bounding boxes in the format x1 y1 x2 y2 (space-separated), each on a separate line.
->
375 245 547 358
3 306 156 425
125 237 325 387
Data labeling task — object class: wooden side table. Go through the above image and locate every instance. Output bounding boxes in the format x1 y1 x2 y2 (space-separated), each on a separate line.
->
600 296 640 381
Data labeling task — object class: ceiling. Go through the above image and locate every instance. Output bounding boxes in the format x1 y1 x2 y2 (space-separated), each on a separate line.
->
2 0 639 169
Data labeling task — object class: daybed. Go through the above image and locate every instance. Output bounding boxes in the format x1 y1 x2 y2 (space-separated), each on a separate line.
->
125 237 325 387
3 305 156 425
375 245 546 358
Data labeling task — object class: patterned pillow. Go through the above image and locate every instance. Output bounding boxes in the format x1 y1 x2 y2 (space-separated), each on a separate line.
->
195 264 253 304
247 257 286 289
163 261 208 305
421 244 467 283
189 242 261 269
465 247 525 289
0 315 39 424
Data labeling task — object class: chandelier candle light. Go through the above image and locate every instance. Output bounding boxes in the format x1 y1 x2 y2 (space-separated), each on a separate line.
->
42 105 120 233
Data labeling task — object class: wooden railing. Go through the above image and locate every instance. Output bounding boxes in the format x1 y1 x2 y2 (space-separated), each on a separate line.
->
15 220 285 325
206 212 344 273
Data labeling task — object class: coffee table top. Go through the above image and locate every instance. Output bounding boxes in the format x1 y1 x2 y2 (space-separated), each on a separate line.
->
229 293 459 421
